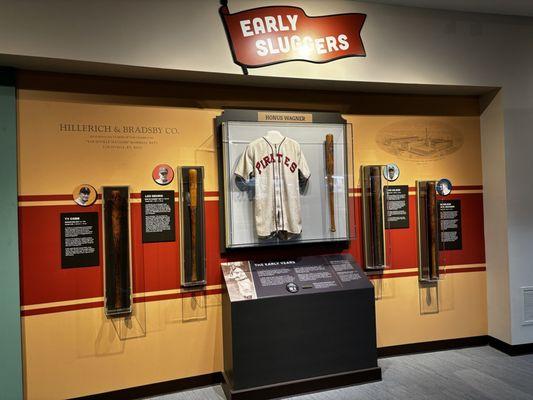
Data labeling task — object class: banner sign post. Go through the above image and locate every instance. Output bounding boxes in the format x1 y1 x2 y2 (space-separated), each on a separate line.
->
219 1 366 74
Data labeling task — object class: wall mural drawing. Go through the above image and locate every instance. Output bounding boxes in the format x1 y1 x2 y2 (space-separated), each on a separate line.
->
376 119 463 161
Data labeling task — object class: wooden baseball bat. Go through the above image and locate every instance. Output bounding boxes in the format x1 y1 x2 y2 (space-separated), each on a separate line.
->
188 169 198 282
325 134 336 232
427 181 439 280
370 166 384 266
110 189 124 311
417 182 430 279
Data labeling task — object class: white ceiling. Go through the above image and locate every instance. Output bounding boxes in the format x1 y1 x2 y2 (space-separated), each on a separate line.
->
361 0 533 17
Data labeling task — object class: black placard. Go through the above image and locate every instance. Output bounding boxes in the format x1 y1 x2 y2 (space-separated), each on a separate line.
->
141 190 176 243
221 255 371 302
384 185 409 229
61 212 99 268
439 200 462 250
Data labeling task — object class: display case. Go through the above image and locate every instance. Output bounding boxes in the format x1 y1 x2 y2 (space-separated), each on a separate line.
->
179 166 207 287
361 165 389 270
416 181 439 282
102 186 133 317
217 109 355 251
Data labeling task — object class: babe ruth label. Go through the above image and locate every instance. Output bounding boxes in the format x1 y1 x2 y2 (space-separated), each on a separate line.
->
234 133 310 237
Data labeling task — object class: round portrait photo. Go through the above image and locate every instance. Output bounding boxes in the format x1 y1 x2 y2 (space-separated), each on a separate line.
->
72 184 97 207
383 163 400 182
436 178 452 196
152 164 174 186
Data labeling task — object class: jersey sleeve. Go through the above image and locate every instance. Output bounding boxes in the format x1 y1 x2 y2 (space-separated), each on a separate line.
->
298 146 311 180
234 145 254 180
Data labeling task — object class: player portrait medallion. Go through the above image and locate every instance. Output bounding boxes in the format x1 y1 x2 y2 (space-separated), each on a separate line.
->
286 282 299 293
436 178 452 196
383 163 400 182
152 164 174 186
72 184 97 207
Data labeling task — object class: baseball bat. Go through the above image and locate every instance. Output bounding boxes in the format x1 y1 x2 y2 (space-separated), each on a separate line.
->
427 181 439 280
370 166 384 266
188 169 198 282
110 189 124 311
417 182 429 279
325 134 336 232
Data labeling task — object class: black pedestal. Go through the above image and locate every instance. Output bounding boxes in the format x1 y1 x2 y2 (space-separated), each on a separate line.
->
221 256 380 400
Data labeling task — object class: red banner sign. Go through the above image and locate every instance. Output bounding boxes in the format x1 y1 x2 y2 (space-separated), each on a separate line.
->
219 4 366 74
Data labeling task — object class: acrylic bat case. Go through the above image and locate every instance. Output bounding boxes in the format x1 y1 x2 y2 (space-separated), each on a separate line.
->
102 186 133 317
216 109 356 251
416 180 453 314
178 166 207 287
361 165 394 271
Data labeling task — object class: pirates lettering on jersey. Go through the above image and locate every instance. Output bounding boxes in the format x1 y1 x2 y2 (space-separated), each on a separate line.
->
255 152 298 175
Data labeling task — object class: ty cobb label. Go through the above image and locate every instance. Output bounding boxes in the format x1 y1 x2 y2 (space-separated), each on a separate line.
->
219 4 366 72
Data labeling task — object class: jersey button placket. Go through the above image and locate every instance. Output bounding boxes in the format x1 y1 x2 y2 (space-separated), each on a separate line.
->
274 144 282 230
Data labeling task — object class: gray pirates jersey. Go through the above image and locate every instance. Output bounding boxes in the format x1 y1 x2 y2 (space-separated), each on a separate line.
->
234 135 311 237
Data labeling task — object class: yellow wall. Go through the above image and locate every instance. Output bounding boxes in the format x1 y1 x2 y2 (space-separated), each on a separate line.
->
375 272 487 347
23 295 223 400
18 87 487 399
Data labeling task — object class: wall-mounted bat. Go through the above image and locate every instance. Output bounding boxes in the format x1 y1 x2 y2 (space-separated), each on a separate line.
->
325 134 336 232
103 186 131 316
110 189 124 310
189 168 198 282
361 165 385 269
417 181 439 281
427 181 439 280
369 166 384 266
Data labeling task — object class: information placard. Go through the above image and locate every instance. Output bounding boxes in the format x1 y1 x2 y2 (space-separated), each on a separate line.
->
439 200 462 250
221 254 369 302
141 190 176 243
61 212 99 268
384 185 409 229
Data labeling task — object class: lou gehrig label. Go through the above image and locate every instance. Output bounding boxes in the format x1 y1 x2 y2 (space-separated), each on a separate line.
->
220 4 366 69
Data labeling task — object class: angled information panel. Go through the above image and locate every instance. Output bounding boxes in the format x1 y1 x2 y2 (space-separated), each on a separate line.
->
222 254 370 302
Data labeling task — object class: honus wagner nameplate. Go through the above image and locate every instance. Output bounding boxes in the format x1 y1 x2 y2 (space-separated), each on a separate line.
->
361 165 386 269
417 181 439 281
102 186 133 316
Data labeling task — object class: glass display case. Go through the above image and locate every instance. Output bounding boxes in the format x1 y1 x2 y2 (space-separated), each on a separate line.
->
179 166 207 287
102 186 133 317
217 109 355 251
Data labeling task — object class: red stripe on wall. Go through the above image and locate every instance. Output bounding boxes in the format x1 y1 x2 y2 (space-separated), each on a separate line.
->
18 192 486 307
19 194 77 201
133 288 224 304
367 266 486 280
21 289 225 316
17 186 483 203
21 301 104 317
19 204 104 305
443 266 486 274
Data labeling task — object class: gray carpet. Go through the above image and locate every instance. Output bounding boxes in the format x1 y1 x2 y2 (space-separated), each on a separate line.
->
149 346 533 400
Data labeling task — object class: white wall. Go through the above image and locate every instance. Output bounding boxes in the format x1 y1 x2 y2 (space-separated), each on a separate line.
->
2 0 533 345
480 91 511 343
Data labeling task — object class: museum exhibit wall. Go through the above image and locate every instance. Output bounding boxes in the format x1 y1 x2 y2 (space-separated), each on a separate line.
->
17 74 486 398
3 0 533 348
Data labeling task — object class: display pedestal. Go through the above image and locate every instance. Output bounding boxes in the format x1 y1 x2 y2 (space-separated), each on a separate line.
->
221 368 381 400
221 255 381 400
